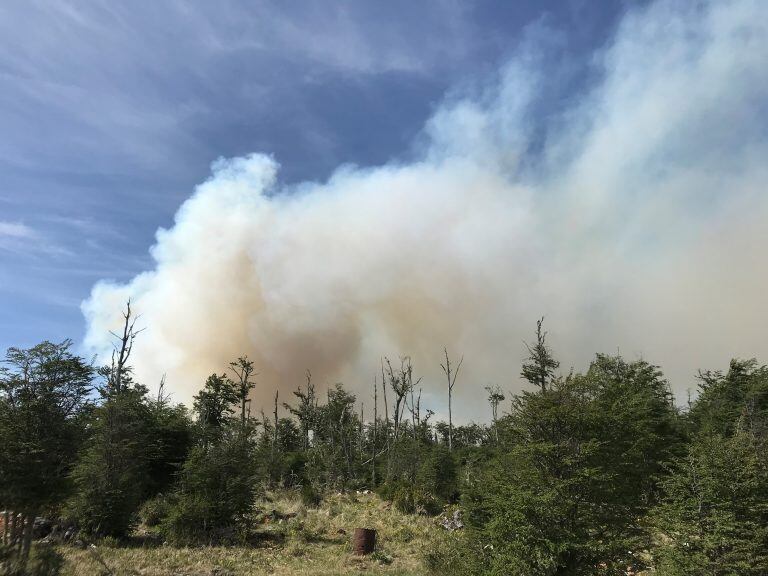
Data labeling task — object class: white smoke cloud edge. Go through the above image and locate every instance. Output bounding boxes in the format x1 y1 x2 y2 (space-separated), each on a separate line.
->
82 0 768 420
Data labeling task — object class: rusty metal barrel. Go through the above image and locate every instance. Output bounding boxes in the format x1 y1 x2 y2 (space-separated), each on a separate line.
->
352 527 376 555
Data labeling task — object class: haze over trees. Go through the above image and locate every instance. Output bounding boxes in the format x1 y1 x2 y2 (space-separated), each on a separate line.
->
1 308 767 575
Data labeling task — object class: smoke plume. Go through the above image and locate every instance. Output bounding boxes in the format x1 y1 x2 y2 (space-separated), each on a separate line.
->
83 0 768 419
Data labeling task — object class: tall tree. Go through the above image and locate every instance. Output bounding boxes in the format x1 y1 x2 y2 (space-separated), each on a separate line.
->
484 385 505 443
460 354 680 574
228 356 256 429
440 348 463 451
0 340 93 562
105 298 142 393
283 370 318 450
194 373 238 438
68 301 153 538
520 317 559 393
653 432 768 575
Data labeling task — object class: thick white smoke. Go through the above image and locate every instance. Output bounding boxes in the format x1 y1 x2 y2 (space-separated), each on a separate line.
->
83 0 768 419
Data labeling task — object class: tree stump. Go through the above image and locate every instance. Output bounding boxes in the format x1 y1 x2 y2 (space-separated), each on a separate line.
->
352 527 376 555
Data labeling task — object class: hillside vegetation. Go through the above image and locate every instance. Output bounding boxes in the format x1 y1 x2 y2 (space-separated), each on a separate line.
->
57 491 443 576
2 306 767 575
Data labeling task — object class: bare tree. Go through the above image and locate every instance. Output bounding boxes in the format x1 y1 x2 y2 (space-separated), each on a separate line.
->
441 348 464 451
372 374 378 486
272 390 279 458
485 385 505 443
380 359 389 453
228 356 256 428
359 402 364 460
384 357 419 440
106 299 143 393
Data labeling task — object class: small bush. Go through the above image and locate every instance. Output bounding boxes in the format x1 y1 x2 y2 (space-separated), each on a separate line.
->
392 485 415 514
161 435 257 545
424 534 484 576
140 494 172 527
0 544 64 576
300 483 321 508
31 545 65 576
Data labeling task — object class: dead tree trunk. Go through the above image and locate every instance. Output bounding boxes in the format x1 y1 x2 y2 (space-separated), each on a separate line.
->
272 390 279 458
20 511 35 563
108 299 142 393
441 348 464 451
380 360 389 451
359 402 364 462
229 357 256 430
372 375 378 487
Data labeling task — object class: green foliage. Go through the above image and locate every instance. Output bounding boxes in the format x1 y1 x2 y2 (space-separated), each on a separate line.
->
416 447 458 505
424 533 486 576
8 324 768 576
381 448 456 516
687 359 768 438
145 398 193 497
161 432 258 544
139 493 172 528
520 317 559 392
67 385 153 538
0 341 93 517
193 373 238 439
457 354 681 574
0 543 63 576
300 483 322 508
652 432 768 574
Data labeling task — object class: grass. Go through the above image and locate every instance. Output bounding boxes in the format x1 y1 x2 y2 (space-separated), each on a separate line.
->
57 491 446 576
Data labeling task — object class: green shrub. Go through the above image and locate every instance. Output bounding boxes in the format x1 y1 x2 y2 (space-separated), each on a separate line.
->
140 494 172 527
392 485 415 514
161 433 257 544
652 432 768 575
299 483 321 508
67 386 153 538
0 544 64 576
425 534 486 576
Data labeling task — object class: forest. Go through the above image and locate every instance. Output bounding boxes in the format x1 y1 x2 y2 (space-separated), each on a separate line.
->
1 305 767 575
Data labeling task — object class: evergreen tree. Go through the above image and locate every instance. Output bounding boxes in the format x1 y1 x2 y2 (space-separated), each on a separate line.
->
145 383 193 496
67 384 153 538
521 317 559 393
162 429 258 544
652 432 768 575
688 358 768 438
67 302 153 538
458 354 680 575
193 373 238 442
162 369 258 544
0 341 93 562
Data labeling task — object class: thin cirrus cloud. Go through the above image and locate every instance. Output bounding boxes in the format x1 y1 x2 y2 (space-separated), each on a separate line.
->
81 0 768 420
0 221 36 240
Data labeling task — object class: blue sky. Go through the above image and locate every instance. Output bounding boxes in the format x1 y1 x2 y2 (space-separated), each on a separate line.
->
0 1 636 354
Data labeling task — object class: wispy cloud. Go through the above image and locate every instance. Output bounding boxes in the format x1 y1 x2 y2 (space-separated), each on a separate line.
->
0 221 36 240
0 220 73 259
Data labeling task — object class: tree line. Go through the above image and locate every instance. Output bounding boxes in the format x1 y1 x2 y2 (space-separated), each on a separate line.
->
1 305 767 575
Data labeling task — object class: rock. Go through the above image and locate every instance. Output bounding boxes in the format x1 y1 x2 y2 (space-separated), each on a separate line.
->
440 509 464 531
33 517 54 539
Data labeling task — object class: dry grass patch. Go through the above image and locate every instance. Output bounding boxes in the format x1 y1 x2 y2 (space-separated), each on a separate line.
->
58 491 444 576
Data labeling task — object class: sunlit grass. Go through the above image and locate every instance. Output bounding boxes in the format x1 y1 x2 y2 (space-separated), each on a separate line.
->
58 491 445 575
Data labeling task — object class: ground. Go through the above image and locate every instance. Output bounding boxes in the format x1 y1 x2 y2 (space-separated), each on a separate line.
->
57 492 449 576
